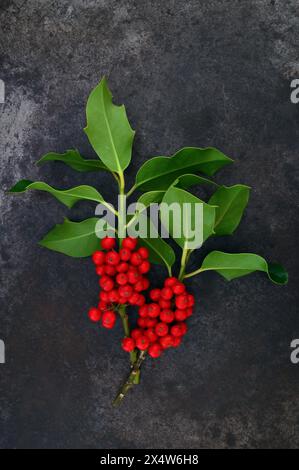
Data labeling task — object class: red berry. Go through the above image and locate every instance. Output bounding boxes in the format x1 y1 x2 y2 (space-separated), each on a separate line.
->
101 237 116 250
99 276 114 292
134 280 145 292
122 237 138 251
159 334 174 349
135 294 146 306
116 262 129 273
148 303 160 318
88 308 101 322
138 247 149 259
105 265 116 276
119 248 131 261
118 297 128 305
160 309 175 324
159 299 171 309
171 324 183 337
116 273 128 286
164 277 178 288
139 261 151 274
136 335 150 351
106 251 120 266
118 285 133 299
178 322 188 335
130 252 143 266
150 289 161 301
186 307 193 318
137 317 147 328
98 301 108 311
128 293 140 305
142 278 150 290
172 336 182 348
174 309 187 321
96 265 105 276
145 328 158 343
175 294 189 310
108 290 119 303
102 311 117 329
128 270 142 285
99 291 109 302
131 328 143 340
161 287 173 300
155 322 169 337
146 318 158 328
188 294 195 307
138 305 149 318
173 282 186 295
148 343 162 358
92 251 105 265
121 337 135 352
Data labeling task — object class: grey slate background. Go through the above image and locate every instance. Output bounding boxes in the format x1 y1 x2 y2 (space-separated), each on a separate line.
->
0 0 298 449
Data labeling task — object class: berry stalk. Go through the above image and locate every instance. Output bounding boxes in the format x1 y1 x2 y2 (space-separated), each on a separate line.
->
112 350 147 407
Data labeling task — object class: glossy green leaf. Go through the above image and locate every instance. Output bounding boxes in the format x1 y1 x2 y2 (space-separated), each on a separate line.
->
208 184 251 236
160 185 216 249
186 251 288 285
9 180 104 209
84 78 135 172
37 149 109 172
126 214 175 272
39 218 104 258
135 147 232 192
176 173 219 190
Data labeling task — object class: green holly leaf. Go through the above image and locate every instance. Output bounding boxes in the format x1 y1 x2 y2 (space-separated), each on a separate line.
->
37 149 109 172
135 147 232 192
84 78 135 173
176 173 219 190
208 184 251 236
160 184 216 250
9 180 104 209
39 218 106 258
186 251 288 285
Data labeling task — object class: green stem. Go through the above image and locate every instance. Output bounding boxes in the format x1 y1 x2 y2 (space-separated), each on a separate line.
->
112 351 146 407
178 246 190 281
126 184 137 198
118 305 137 365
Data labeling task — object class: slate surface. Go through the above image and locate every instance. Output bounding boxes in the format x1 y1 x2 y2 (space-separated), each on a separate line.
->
0 0 298 449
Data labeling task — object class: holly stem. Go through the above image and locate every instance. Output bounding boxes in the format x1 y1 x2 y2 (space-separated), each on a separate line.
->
112 351 147 407
117 305 137 365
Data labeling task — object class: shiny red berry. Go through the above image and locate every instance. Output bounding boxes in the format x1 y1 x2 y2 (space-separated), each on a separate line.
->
138 305 149 318
139 261 151 274
130 252 143 266
146 318 158 328
161 287 173 300
116 273 128 286
119 248 131 261
172 336 182 348
106 251 120 266
155 322 169 337
102 311 117 329
99 276 114 292
150 289 161 301
160 309 175 324
96 265 105 276
134 280 145 292
118 285 133 299
122 237 138 250
159 299 171 309
137 317 147 328
135 294 146 306
188 294 195 307
92 251 105 265
121 337 135 352
173 282 186 295
145 328 158 343
142 278 150 290
171 324 183 337
128 270 142 285
105 265 116 276
116 262 129 273
98 301 108 311
148 303 160 318
108 290 119 303
88 308 101 322
148 343 162 358
175 294 189 310
99 291 109 302
136 335 150 351
164 277 178 288
159 334 174 349
101 237 116 250
128 293 140 305
174 309 187 321
131 328 143 340
186 307 193 318
178 322 188 335
138 247 149 259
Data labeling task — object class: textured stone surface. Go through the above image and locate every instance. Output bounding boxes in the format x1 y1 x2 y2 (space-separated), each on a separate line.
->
0 0 298 449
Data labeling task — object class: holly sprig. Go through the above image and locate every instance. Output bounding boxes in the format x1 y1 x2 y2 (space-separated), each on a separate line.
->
9 78 288 405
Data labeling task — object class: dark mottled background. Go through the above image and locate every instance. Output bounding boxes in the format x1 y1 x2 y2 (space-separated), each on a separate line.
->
0 0 298 449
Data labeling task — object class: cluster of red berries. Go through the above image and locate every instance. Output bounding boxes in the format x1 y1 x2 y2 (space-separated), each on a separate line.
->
121 277 194 359
88 236 150 329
